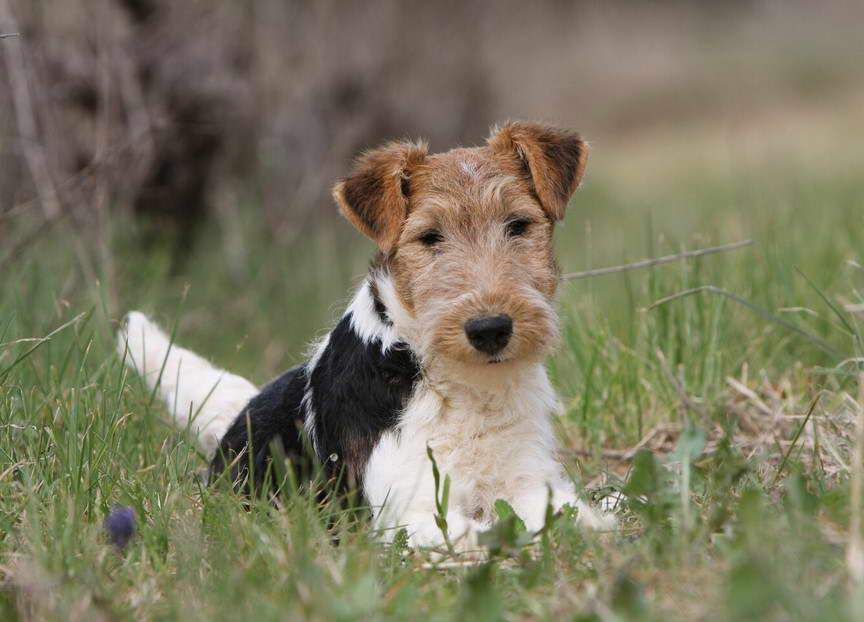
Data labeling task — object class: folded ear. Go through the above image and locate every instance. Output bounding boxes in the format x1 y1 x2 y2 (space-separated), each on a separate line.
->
487 122 588 221
333 140 428 252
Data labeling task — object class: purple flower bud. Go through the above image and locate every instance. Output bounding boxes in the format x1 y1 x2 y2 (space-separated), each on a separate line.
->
104 506 136 551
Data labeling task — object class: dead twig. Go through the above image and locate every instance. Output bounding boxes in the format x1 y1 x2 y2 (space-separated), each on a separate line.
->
568 448 635 461
771 394 821 487
727 377 774 418
0 32 20 39
645 285 838 356
565 422 682 462
559 239 752 281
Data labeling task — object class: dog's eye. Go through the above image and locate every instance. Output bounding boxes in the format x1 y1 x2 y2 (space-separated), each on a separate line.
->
505 218 531 238
418 230 444 247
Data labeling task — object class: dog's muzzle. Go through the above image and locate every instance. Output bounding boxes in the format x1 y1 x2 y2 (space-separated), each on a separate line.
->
464 314 512 356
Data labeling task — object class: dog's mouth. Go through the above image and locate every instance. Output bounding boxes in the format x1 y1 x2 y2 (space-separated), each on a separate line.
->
485 354 511 365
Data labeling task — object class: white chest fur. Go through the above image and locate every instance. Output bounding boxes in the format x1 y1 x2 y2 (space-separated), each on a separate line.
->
363 362 611 548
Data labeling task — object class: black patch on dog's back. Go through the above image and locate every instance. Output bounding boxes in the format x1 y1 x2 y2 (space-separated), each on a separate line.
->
309 314 419 488
209 311 419 496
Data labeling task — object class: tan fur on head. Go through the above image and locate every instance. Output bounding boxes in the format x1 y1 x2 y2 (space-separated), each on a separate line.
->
487 121 588 221
335 123 589 377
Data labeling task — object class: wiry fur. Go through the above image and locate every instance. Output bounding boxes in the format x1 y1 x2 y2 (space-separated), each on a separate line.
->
118 122 615 551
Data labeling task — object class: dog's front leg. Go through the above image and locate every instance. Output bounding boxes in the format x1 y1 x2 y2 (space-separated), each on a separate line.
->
365 432 483 552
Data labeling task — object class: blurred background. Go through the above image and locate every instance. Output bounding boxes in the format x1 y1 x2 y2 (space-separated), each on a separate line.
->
4 4 864 616
3 0 862 247
1 0 862 406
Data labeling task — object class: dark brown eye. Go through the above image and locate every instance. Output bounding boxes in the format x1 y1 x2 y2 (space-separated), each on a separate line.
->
418 230 444 247
505 218 531 238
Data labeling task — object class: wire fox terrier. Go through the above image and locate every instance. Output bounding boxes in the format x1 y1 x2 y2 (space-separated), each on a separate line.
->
118 121 614 551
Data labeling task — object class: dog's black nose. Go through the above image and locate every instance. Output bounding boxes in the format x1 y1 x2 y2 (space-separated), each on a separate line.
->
464 314 513 355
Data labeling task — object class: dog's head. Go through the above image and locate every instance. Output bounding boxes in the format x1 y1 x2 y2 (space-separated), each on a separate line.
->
334 122 587 375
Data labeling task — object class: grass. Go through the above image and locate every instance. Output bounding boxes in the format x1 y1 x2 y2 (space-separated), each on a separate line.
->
1 101 864 620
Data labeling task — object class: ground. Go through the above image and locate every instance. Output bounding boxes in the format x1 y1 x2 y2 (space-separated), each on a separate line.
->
1 92 863 620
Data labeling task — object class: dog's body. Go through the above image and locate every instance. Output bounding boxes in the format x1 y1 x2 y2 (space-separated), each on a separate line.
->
119 122 614 549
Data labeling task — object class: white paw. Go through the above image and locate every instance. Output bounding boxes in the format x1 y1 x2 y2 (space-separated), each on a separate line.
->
510 489 554 533
405 512 482 552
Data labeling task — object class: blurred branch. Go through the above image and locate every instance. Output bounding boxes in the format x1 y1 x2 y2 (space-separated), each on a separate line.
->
0 2 102 285
0 215 67 269
2 126 153 220
0 126 154 269
0 1 61 219
559 239 753 281
0 32 20 38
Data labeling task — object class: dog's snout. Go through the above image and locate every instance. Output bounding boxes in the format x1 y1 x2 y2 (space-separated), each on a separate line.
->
464 314 513 355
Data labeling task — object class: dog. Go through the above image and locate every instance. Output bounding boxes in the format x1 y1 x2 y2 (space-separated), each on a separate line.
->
118 121 614 551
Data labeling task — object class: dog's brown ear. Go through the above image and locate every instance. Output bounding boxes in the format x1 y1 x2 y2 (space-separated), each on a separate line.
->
488 122 588 221
333 140 428 252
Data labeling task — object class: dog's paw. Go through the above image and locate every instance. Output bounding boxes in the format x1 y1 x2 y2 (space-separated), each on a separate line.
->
405 512 483 553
